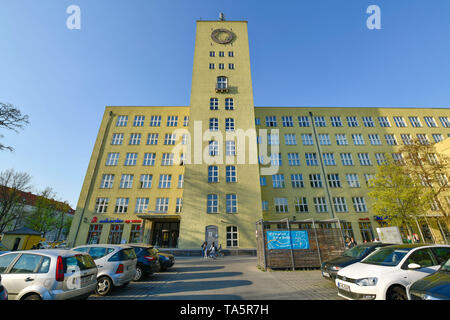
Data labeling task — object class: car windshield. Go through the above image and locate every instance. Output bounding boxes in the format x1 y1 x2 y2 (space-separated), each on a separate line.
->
361 247 412 266
342 246 371 258
442 259 450 272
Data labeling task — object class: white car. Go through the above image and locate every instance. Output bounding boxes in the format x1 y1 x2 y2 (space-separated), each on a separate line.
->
335 244 450 300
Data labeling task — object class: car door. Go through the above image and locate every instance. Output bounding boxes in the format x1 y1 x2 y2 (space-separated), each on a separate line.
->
403 248 440 285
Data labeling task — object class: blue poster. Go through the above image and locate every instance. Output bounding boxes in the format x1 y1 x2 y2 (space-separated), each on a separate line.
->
266 230 310 250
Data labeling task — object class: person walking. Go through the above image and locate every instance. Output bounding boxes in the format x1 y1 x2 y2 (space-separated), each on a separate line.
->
201 241 208 259
209 242 217 259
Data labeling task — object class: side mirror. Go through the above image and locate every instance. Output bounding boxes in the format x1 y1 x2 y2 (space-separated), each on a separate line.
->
408 263 421 270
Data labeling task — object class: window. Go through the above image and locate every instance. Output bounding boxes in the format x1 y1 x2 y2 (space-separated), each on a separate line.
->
323 153 336 166
86 224 102 244
164 134 176 145
95 198 109 213
124 153 138 166
333 197 348 213
210 98 219 110
219 51 224 57
265 116 277 127
309 174 322 188
140 174 152 189
155 198 169 212
210 51 215 57
161 153 174 166
305 153 318 166
209 118 219 131
346 174 360 188
439 116 450 128
393 116 407 127
149 116 161 127
417 134 430 145
401 134 413 145
327 174 341 188
319 134 331 145
282 116 294 127
423 117 438 128
347 116 359 127
291 174 304 188
228 63 234 70
314 197 328 213
176 198 183 213
106 153 120 166
298 116 310 127
272 174 285 188
115 198 129 213
116 115 128 127
208 166 219 183
217 76 228 89
143 153 156 166
285 134 297 145
409 116 422 127
158 174 172 188
335 134 348 145
209 63 215 69
111 133 123 145
368 134 381 145
226 140 236 156
378 117 391 127
209 140 219 156
288 153 301 166
133 116 145 127
226 226 238 247
314 116 326 127
340 153 354 166
183 116 189 126
226 166 237 183
147 133 159 145
219 63 224 69
274 198 289 213
352 134 365 145
225 118 235 131
129 133 141 145
100 174 114 189
406 249 435 268
228 51 234 57
358 153 372 166
301 134 314 145
432 134 443 143
9 254 50 274
364 174 375 186
375 153 387 165
260 177 267 187
362 116 374 127
226 194 238 213
129 224 141 243
385 134 398 145
207 194 218 213
135 198 149 213
255 118 261 126
262 200 269 211
268 133 279 145
331 116 343 127
167 116 178 127
352 197 367 212
225 98 234 110
178 174 184 188
119 174 133 189
295 197 308 213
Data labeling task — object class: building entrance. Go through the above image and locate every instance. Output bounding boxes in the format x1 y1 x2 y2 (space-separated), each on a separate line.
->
151 222 179 248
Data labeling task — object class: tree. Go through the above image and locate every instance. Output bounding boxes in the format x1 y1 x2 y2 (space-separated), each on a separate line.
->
0 102 30 151
0 168 32 233
54 201 72 241
25 187 58 237
368 158 432 239
399 139 450 224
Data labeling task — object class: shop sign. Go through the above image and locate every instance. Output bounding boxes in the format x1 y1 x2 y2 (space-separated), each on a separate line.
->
266 230 310 250
358 218 371 221
90 217 142 224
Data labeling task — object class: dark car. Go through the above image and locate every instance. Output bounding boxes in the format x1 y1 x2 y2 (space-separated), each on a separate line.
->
128 245 161 281
321 242 393 280
0 275 7 301
153 248 175 271
408 256 450 300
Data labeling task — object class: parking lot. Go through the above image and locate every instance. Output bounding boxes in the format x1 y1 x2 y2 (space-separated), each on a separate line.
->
89 256 343 300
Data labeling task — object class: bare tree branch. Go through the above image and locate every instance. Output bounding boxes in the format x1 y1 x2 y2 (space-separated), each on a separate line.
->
0 102 30 152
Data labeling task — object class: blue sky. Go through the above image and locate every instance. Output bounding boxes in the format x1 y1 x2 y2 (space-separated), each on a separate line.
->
0 0 449 207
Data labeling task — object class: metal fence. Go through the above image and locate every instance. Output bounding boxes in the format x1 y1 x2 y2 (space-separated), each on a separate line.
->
256 218 347 271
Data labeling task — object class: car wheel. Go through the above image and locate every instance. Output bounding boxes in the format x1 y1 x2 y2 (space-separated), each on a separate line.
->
134 266 144 281
388 286 407 300
96 276 113 296
23 294 41 301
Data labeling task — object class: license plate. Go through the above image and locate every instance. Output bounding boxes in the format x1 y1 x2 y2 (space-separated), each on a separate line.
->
322 272 330 278
338 282 350 292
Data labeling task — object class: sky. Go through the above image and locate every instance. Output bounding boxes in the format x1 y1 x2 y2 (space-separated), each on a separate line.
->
0 0 449 207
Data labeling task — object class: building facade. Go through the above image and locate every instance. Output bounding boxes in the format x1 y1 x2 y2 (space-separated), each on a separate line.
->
67 17 450 250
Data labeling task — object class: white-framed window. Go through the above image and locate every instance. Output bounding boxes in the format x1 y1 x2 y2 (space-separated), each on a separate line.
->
305 153 318 166
226 194 238 213
347 116 359 127
385 134 398 145
207 194 218 213
116 115 128 127
167 116 178 127
333 197 348 213
288 153 301 166
119 174 133 189
111 133 124 145
143 153 156 166
368 134 381 145
301 134 314 145
319 134 331 145
327 174 341 188
262 200 269 211
358 153 372 166
432 134 443 143
155 198 169 213
135 198 149 213
362 116 375 127
100 174 114 189
323 153 336 166
272 174 285 188
352 197 367 212
284 134 297 145
270 153 282 166
409 116 422 127
133 115 145 127
424 116 437 128
178 174 184 188
124 153 138 166
226 226 238 247
268 133 279 145
352 134 365 145
208 165 219 183
183 116 189 126
364 174 375 186
309 174 322 188
265 116 277 127
147 133 159 145
106 153 120 166
182 134 188 145
209 118 219 131
228 63 235 70
255 118 261 126
330 116 343 127
282 116 294 127
392 153 405 165
378 116 391 127
417 134 430 145
393 116 407 127
225 118 235 132
226 166 237 183
291 174 304 188
401 134 413 145
313 197 328 213
217 76 227 89
346 174 360 188
335 134 348 145
161 153 174 166
115 198 129 213
209 63 215 69
314 116 326 127
439 116 450 128
149 116 161 127
340 153 354 166
176 198 183 213
219 63 225 70
95 198 109 213
219 51 224 57
209 140 219 156
274 197 289 213
295 197 308 213
225 98 234 110
158 174 172 188
140 174 152 189
228 51 234 57
210 98 219 110
298 116 310 127
129 133 141 145
375 153 387 165
226 140 236 156
210 51 215 57
164 133 176 145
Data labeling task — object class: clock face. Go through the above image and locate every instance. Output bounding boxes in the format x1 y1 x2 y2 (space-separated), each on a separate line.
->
211 29 235 44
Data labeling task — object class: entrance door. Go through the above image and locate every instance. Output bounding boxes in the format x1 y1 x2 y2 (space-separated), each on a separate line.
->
205 225 218 246
12 237 21 251
152 222 179 248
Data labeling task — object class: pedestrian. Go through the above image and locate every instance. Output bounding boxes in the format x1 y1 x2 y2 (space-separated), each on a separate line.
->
348 237 357 248
209 242 217 259
201 241 207 259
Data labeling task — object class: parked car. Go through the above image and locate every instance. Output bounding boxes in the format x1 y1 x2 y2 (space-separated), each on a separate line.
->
153 248 175 271
321 243 393 280
0 275 7 300
407 256 450 300
72 244 137 296
128 244 161 281
0 249 97 300
335 244 450 300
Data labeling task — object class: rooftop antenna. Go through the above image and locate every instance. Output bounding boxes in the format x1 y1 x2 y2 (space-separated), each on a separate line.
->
219 12 225 21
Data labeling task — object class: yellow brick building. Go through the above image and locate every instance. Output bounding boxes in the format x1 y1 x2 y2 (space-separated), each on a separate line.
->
67 17 450 250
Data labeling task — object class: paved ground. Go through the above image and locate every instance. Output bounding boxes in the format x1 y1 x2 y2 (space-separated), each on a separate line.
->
90 256 343 300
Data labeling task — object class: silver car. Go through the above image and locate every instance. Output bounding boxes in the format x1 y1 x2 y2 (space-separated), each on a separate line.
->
0 249 98 300
72 244 137 296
